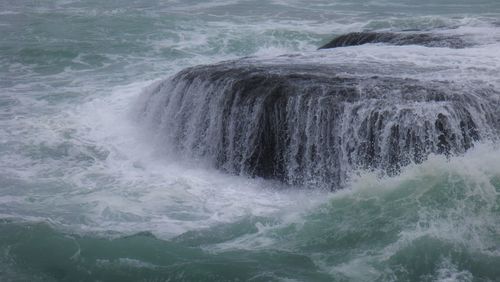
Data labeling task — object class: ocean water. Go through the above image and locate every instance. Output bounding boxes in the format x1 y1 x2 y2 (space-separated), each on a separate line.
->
1 0 499 281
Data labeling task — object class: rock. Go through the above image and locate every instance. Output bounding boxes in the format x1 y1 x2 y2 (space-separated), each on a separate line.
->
319 32 468 49
136 52 499 190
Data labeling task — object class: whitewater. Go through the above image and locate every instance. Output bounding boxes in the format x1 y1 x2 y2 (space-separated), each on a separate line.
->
0 0 499 281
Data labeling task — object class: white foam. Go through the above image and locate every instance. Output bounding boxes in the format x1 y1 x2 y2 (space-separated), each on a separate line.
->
18 78 327 239
433 257 473 282
1 0 499 260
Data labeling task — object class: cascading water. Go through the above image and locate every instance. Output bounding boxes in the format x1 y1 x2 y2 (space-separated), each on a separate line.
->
136 45 500 189
2 0 500 280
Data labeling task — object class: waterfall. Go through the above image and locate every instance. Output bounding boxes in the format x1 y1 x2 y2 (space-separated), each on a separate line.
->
135 52 500 190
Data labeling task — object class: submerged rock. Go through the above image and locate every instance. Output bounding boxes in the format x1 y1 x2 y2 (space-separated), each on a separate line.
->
136 52 499 190
319 32 468 49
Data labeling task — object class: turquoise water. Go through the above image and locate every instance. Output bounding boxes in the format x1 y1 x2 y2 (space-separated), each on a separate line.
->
1 0 500 281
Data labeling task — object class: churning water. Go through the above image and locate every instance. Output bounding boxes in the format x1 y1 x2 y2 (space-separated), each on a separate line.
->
0 0 499 281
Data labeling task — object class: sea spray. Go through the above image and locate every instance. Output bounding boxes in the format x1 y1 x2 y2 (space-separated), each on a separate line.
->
1 0 500 281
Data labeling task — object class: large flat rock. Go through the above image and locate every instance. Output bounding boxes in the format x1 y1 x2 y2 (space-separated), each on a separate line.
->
136 45 500 189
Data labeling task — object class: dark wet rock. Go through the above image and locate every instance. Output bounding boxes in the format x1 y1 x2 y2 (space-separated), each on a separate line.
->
319 32 468 49
136 58 500 190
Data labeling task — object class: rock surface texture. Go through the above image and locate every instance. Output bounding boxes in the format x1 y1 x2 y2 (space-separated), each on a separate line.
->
136 35 500 190
318 32 468 49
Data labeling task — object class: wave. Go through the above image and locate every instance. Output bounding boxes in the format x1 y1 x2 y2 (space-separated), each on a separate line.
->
0 143 498 281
